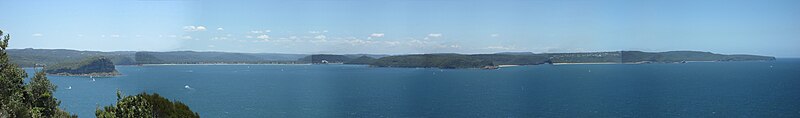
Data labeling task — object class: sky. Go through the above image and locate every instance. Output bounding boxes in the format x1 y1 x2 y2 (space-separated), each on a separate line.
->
1 0 798 57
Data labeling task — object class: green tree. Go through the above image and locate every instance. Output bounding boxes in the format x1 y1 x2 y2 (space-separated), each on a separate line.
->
0 29 75 118
96 91 200 118
26 70 61 117
96 90 153 118
0 29 32 117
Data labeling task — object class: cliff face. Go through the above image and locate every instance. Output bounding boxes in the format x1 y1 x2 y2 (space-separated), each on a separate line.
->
45 57 119 76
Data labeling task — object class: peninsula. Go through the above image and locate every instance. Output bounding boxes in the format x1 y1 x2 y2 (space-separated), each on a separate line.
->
44 57 120 77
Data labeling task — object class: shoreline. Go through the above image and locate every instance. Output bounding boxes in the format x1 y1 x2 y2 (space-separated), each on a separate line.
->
137 63 313 66
551 62 629 65
49 71 121 77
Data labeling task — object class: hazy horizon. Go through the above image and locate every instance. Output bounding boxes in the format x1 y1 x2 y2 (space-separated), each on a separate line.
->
2 0 798 57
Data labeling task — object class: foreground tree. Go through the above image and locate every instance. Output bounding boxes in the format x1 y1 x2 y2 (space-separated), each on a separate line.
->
97 91 199 118
0 30 75 117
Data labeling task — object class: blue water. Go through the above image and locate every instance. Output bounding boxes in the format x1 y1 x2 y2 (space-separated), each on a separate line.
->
26 59 800 117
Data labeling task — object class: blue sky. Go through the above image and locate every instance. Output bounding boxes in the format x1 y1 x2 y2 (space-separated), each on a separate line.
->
1 0 798 57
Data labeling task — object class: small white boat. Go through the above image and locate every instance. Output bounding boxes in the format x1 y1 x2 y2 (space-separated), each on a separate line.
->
67 86 72 90
92 78 96 82
184 85 192 89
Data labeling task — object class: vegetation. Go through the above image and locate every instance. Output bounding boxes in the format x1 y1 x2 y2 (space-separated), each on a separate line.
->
96 91 199 118
298 54 352 63
469 54 550 65
620 51 776 63
343 56 376 65
7 48 136 67
44 56 119 76
134 51 305 64
369 51 776 69
0 30 76 118
371 54 495 69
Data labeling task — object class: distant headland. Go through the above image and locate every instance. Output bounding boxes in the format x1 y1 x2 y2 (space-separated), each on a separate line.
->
44 56 120 77
9 48 776 69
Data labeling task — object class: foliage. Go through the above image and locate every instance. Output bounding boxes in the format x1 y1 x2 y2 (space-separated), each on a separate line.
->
96 91 153 118
139 93 199 118
96 92 199 118
135 51 305 64
0 29 76 118
370 51 776 69
469 54 550 65
44 56 118 75
371 54 495 69
343 56 376 65
298 54 352 63
7 48 136 67
621 51 776 63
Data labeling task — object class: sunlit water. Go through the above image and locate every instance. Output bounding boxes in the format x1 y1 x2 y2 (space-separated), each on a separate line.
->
25 59 800 117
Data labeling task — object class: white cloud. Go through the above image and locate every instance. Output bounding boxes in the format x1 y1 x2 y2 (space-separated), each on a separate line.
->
385 41 401 46
32 33 43 37
486 46 513 50
485 46 516 50
314 35 327 39
250 30 270 34
428 33 442 37
76 34 84 37
207 45 216 48
183 26 207 32
109 35 120 38
211 37 229 40
181 35 192 39
369 33 385 38
257 35 270 41
490 34 499 37
217 28 224 31
309 31 322 34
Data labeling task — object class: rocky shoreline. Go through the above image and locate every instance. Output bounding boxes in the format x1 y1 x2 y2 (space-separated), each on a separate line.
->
50 71 121 77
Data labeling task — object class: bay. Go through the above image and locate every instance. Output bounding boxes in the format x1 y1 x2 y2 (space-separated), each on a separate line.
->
27 59 800 117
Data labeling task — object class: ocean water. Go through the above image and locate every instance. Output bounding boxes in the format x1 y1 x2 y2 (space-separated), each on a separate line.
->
26 59 800 117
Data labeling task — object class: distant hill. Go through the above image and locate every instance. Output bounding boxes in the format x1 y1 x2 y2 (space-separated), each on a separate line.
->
134 51 307 64
45 57 119 76
298 54 389 64
8 49 775 69
370 51 776 69
8 48 136 67
371 54 496 69
344 56 377 65
620 51 776 63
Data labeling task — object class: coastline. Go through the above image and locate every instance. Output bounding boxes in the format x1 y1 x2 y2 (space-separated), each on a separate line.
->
139 63 313 66
551 62 628 65
49 71 121 77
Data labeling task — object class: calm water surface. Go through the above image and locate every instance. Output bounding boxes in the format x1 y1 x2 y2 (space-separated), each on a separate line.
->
26 59 800 117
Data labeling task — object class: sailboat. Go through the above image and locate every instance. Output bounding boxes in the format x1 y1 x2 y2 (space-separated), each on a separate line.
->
67 86 72 90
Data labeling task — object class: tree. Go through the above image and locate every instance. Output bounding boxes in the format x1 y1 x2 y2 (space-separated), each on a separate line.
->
96 90 154 118
0 29 75 118
96 91 200 118
0 29 32 117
